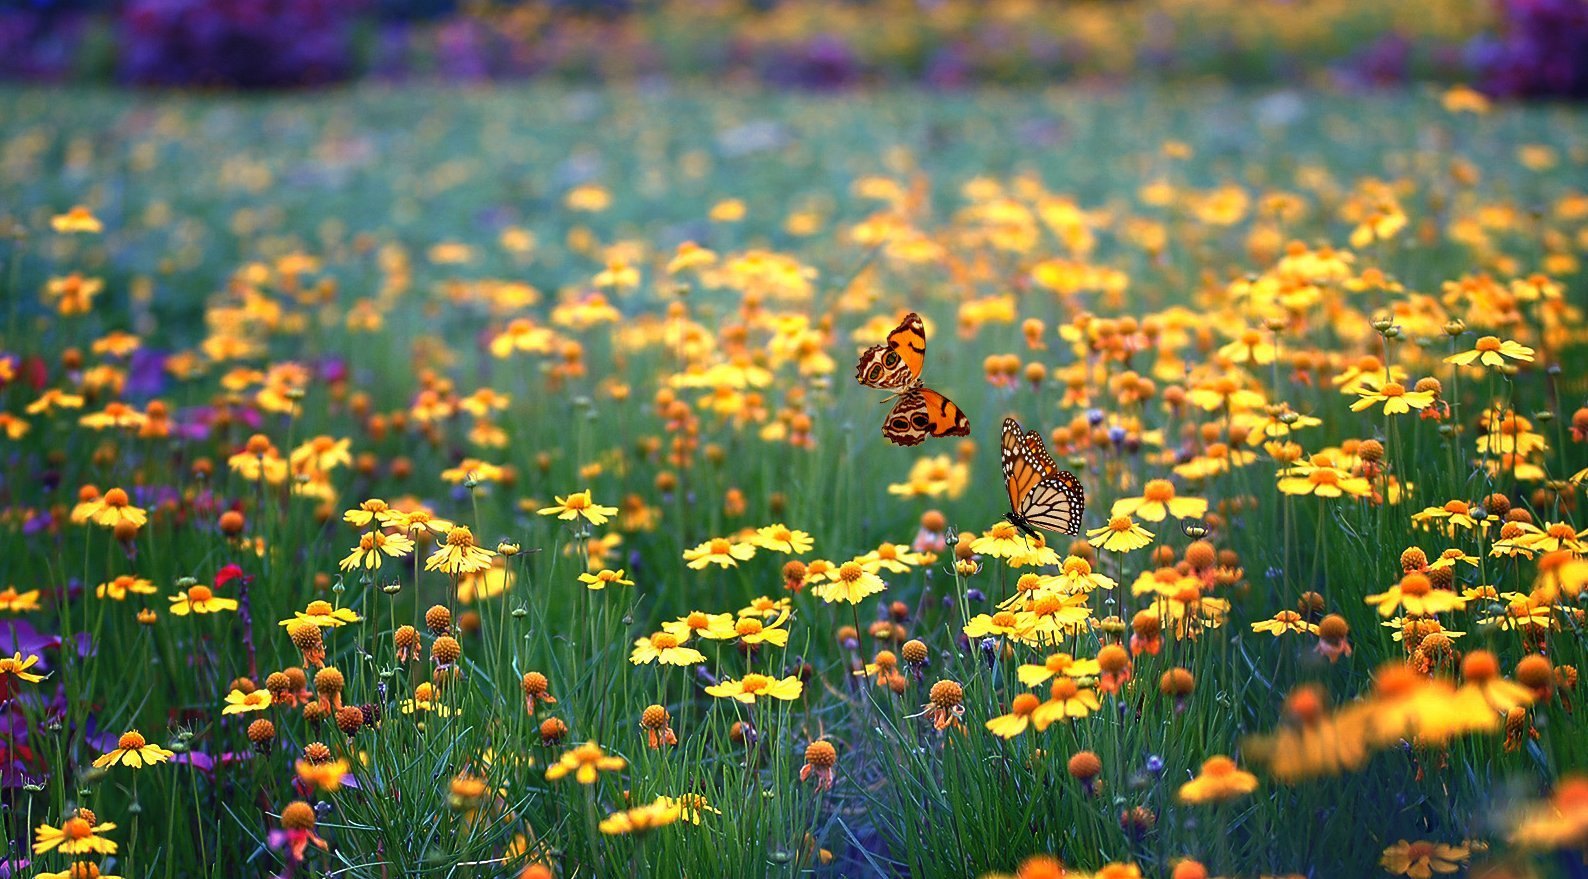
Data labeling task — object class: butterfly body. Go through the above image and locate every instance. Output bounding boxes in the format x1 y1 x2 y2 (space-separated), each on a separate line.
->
855 312 970 447
1000 417 1085 536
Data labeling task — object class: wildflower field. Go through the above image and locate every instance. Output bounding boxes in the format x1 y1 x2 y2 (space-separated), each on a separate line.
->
3 80 1588 879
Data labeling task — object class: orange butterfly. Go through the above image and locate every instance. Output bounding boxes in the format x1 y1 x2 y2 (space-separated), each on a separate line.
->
1000 417 1084 537
855 312 971 447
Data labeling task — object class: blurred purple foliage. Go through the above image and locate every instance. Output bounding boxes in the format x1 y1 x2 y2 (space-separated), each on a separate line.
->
117 0 360 87
1473 0 1588 99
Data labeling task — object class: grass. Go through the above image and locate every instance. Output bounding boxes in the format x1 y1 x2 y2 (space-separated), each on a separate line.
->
0 80 1586 878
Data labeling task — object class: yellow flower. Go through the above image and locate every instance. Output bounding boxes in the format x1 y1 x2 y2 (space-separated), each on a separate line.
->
1109 479 1206 522
1351 380 1435 416
600 798 681 835
963 611 1032 640
1031 677 1101 725
92 730 174 769
51 205 103 233
857 542 925 574
1445 336 1533 368
750 523 814 554
545 741 626 784
1365 573 1466 617
1276 459 1373 498
0 652 47 683
1379 839 1470 878
971 521 1028 559
0 586 41 612
537 490 618 526
296 758 350 792
169 585 239 616
79 488 147 531
985 693 1045 739
36 865 125 879
279 600 361 628
96 575 157 600
400 681 452 716
222 688 273 715
578 569 634 590
338 529 415 571
1016 653 1102 688
458 557 515 602
738 595 792 618
1086 516 1154 553
733 608 792 647
683 536 757 569
815 561 886 604
704 673 804 703
34 811 118 855
1177 755 1258 804
662 610 738 640
630 631 707 667
425 526 496 575
1250 610 1319 636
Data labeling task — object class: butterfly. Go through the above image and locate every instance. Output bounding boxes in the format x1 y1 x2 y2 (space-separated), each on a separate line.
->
854 312 971 447
1000 417 1085 538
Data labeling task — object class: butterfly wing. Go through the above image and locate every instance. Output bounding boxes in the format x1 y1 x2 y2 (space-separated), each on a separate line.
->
883 387 971 447
1003 417 1086 535
1001 417 1044 513
855 312 927 390
1018 476 1086 536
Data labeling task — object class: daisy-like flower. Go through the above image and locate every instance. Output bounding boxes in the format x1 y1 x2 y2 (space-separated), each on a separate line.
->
750 524 814 554
0 652 46 683
630 631 706 667
457 557 514 602
662 610 738 640
1411 500 1483 532
222 688 273 715
1351 380 1435 416
25 388 84 414
169 583 239 616
400 681 452 717
971 521 1028 559
985 693 1047 739
0 586 41 612
733 608 791 647
1016 652 1102 687
97 575 157 600
537 490 618 526
545 742 626 784
80 488 147 531
388 507 454 537
683 536 756 569
1176 755 1259 804
342 498 401 529
1053 556 1116 593
439 458 505 484
857 542 925 574
296 758 351 793
1006 535 1062 569
37 865 126 879
1032 677 1101 724
739 595 792 618
1109 479 1206 522
1445 336 1534 368
1276 458 1373 498
705 673 804 703
92 730 174 769
816 561 886 604
1379 839 1470 878
1251 610 1320 636
963 610 1032 641
599 799 680 835
425 526 496 576
339 529 415 571
1427 548 1479 570
51 205 103 233
578 569 634 590
34 809 118 855
1365 572 1467 617
1087 516 1155 553
279 600 361 628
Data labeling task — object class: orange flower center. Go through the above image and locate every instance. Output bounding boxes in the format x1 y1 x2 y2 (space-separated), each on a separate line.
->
1046 654 1075 673
740 674 770 693
1050 679 1080 700
1380 382 1406 397
187 585 214 603
991 612 1017 628
307 600 333 616
651 632 679 650
1400 574 1432 597
1547 523 1576 539
1107 516 1133 532
686 611 710 629
709 538 731 554
989 522 1018 540
1142 479 1176 502
1011 693 1041 716
117 731 147 750
1474 336 1502 352
446 527 477 547
837 561 864 583
1443 500 1469 514
735 618 763 636
1063 557 1092 576
63 817 92 839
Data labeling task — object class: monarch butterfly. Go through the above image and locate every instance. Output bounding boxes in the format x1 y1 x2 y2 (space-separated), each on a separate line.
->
854 312 971 447
1000 417 1085 538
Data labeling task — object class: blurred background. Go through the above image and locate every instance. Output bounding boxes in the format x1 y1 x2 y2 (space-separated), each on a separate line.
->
0 0 1582 98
